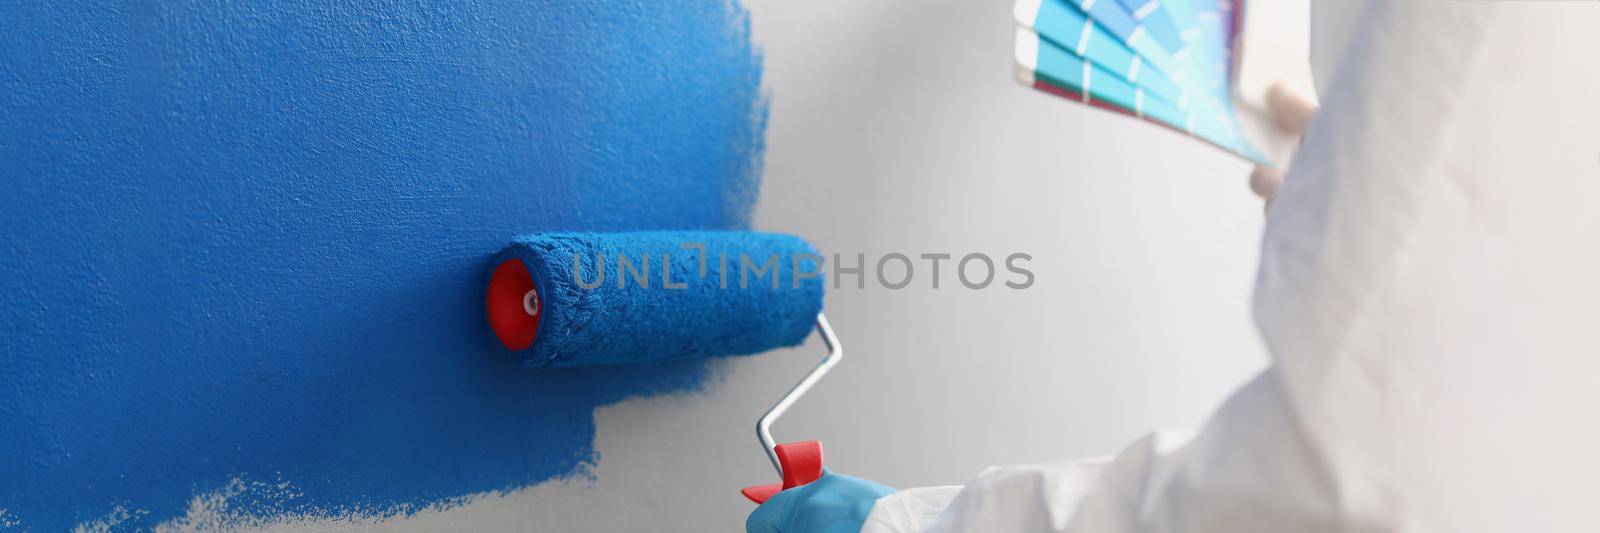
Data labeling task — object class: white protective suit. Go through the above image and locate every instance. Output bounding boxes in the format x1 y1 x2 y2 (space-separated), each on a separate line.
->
864 2 1600 532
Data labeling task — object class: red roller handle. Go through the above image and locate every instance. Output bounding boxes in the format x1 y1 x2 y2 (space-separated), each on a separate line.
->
741 440 824 504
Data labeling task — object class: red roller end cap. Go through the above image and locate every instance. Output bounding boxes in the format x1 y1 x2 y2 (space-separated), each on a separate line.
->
487 258 541 351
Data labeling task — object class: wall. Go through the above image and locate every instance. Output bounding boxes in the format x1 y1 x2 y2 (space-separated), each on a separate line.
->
0 1 765 530
0 0 1267 530
744 0 1269 484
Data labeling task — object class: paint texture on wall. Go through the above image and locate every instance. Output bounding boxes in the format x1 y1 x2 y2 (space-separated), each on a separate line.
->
0 0 766 529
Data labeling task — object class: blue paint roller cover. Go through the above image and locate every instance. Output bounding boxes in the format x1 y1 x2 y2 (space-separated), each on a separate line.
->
489 232 825 368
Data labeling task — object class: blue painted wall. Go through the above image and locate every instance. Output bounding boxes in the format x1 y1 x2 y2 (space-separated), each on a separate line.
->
0 1 765 528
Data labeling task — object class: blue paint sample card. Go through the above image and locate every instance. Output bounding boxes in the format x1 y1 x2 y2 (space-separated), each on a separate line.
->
1013 0 1263 164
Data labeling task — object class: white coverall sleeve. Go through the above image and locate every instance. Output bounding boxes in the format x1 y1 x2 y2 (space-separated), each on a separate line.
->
864 2 1600 532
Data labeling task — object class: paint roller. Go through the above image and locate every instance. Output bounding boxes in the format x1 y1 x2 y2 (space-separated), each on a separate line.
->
484 231 839 503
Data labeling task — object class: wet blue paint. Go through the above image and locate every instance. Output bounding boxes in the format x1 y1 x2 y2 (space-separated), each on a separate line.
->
0 0 766 529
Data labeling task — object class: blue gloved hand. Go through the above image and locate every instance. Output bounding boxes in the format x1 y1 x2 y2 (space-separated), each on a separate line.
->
746 469 896 533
